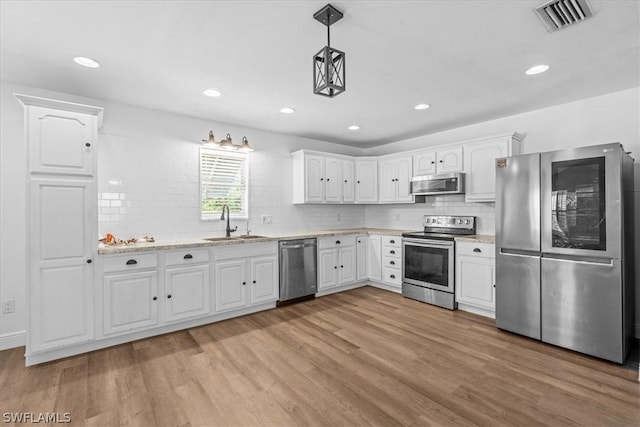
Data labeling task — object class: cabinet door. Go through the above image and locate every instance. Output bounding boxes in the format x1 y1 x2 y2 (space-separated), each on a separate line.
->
28 106 95 176
378 159 397 202
324 157 342 202
413 150 437 176
164 264 210 323
339 246 357 284
355 160 378 203
395 156 413 202
437 147 463 173
103 270 159 336
456 256 496 312
30 178 95 350
356 236 368 281
250 256 279 304
367 236 382 281
318 249 338 289
342 160 355 203
305 154 325 202
464 138 509 202
215 259 248 312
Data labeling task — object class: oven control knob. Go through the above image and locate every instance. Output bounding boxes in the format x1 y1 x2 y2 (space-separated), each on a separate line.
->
465 219 470 224
457 219 463 224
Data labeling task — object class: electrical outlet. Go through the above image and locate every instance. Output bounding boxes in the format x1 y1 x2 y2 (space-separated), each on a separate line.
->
261 215 272 224
2 299 15 314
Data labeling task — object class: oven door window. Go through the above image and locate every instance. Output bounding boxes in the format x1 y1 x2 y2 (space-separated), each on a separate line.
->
404 244 449 287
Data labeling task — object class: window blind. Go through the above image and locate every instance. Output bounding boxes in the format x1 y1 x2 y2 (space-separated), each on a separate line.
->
200 147 248 218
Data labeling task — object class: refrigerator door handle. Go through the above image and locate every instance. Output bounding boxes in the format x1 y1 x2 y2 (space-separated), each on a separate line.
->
500 248 540 258
542 253 614 266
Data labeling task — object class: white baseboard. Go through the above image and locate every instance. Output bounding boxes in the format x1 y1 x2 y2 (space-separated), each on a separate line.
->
0 330 26 350
316 281 366 297
366 281 401 294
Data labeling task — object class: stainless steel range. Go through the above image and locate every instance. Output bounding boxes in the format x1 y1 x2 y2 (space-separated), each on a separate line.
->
402 215 476 309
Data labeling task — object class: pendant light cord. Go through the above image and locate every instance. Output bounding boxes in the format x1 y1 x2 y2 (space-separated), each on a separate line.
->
327 11 331 47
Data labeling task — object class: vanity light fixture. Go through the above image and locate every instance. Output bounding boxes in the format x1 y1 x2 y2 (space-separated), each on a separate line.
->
73 57 100 68
525 64 550 75
202 131 254 152
313 3 346 98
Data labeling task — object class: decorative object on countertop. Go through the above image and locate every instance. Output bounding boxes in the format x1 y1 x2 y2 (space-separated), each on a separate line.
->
202 131 254 152
99 233 154 245
313 3 346 98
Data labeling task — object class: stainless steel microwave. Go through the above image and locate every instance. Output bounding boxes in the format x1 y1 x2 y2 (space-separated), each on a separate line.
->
410 172 465 196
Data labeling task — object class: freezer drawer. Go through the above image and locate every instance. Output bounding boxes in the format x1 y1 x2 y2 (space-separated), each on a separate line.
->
495 251 541 339
541 256 623 363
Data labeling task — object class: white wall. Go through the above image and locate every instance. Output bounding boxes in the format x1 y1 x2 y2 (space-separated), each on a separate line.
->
2 81 639 347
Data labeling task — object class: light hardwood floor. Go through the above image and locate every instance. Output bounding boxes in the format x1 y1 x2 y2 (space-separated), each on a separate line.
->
1 286 639 426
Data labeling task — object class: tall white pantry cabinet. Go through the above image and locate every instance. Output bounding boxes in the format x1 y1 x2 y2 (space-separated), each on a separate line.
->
16 95 103 361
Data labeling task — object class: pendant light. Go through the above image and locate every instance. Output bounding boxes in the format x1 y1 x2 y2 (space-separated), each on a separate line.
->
313 4 346 98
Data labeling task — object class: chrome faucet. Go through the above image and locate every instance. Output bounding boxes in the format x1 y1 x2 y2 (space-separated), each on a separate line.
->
220 205 238 238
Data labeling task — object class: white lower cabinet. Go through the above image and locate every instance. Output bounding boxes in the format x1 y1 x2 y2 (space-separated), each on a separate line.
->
356 235 368 281
317 236 357 291
367 235 382 281
455 241 496 318
214 242 279 312
165 264 210 322
103 270 160 335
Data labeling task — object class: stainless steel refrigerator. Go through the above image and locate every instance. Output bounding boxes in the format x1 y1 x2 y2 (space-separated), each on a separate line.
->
495 143 635 363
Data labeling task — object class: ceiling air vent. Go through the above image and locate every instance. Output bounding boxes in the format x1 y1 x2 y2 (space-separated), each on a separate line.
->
535 0 593 32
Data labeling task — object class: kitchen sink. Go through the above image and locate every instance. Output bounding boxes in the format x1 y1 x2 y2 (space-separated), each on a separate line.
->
236 235 267 239
203 237 239 242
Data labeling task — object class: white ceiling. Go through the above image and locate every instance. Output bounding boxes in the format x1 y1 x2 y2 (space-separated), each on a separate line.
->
1 1 638 147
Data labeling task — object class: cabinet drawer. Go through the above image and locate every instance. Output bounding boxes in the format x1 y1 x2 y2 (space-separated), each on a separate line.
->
382 236 401 247
382 255 400 268
456 242 495 258
165 248 210 266
383 246 400 258
318 235 356 249
102 253 158 273
382 267 401 286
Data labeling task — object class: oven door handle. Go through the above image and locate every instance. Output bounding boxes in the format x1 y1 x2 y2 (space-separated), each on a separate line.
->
403 239 453 247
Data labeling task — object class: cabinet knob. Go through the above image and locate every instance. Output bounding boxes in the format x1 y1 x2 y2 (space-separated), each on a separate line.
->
473 248 482 253
85 142 91 147
390 261 395 265
327 178 330 181
431 161 435 164
152 296 157 301
390 274 396 279
344 180 347 183
183 254 193 259
493 284 496 288
390 240 395 244
340 265 344 268
167 294 172 299
357 180 360 183
336 240 341 244
320 178 324 181
358 240 361 243
390 250 395 254
126 259 138 265
439 160 443 163
334 266 337 269
242 281 246 285
86 259 92 264
253 280 256 284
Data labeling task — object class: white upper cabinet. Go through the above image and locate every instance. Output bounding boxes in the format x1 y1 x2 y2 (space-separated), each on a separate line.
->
355 158 378 203
413 147 463 176
342 159 355 203
292 151 354 204
463 133 522 202
378 155 413 203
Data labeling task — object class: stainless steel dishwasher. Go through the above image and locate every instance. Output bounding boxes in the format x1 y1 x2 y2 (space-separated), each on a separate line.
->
279 238 317 303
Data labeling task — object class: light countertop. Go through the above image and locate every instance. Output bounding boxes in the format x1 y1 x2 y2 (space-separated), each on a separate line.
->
454 234 495 244
97 228 417 255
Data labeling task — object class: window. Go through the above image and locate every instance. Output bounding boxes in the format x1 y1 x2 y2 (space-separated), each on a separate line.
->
200 147 248 219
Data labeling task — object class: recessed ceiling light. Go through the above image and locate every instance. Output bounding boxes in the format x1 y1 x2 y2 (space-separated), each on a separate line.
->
414 103 431 110
73 57 100 68
348 125 360 131
525 64 550 75
203 89 222 97
280 107 295 114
